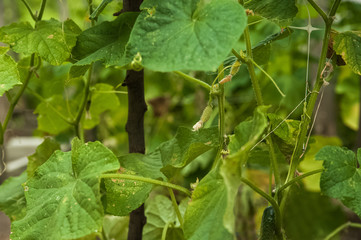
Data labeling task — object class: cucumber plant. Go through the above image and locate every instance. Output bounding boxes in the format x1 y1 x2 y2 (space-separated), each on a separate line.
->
0 0 361 239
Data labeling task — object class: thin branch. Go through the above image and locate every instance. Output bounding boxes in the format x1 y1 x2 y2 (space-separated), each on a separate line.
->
278 169 323 193
307 0 328 23
20 0 37 21
173 71 211 90
324 222 361 240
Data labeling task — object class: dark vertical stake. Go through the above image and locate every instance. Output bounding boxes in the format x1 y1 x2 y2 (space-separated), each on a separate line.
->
122 1 146 239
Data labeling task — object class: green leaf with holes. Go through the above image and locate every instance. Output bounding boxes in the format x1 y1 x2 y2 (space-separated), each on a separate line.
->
333 31 361 75
0 19 81 65
0 47 21 96
83 83 120 129
183 169 232 240
72 13 138 67
125 0 247 71
11 139 119 240
244 0 298 25
316 146 361 218
143 195 187 240
0 171 27 221
27 138 61 178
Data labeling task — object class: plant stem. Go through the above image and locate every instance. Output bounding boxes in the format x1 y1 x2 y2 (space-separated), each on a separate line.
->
0 54 35 145
101 174 191 196
73 64 93 140
278 169 323 193
37 0 47 21
161 222 172 240
285 1 340 185
249 58 285 97
268 136 281 188
240 177 283 239
173 71 211 90
212 65 226 169
307 0 328 23
168 188 183 228
324 222 361 240
20 0 37 21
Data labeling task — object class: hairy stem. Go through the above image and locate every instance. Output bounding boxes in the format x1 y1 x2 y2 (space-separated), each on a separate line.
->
240 177 283 239
173 71 211 90
20 0 37 21
324 222 361 240
168 188 183 228
101 174 191 196
307 0 328 23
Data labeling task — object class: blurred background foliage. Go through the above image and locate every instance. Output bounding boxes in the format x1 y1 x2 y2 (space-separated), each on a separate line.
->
1 0 361 239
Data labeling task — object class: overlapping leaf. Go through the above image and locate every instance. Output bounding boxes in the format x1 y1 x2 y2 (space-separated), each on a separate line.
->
27 138 60 178
0 47 21 96
0 19 81 65
143 195 187 240
221 106 268 234
11 139 120 240
126 0 247 71
333 31 361 75
244 0 298 25
316 146 361 218
183 169 232 240
72 13 138 67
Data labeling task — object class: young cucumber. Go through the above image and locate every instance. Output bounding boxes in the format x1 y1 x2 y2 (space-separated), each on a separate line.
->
259 206 276 240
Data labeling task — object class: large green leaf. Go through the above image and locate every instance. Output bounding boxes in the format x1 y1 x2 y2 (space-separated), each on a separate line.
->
183 169 232 240
221 106 269 234
72 13 138 67
102 215 129 240
333 31 361 75
244 0 298 25
159 127 219 178
11 139 120 240
143 195 187 240
27 138 61 178
316 146 361 218
83 83 120 129
0 19 81 65
0 47 21 96
126 0 247 72
34 94 76 134
0 172 27 221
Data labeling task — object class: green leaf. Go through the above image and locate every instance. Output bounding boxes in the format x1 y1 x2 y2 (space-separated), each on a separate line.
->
27 138 61 178
221 106 269 234
253 27 294 65
316 146 361 218
159 127 219 178
183 169 232 240
0 47 21 96
244 0 298 25
104 169 153 216
126 0 247 71
0 19 81 65
143 195 187 240
34 94 75 134
72 13 138 67
333 31 361 75
298 136 341 192
104 151 165 216
83 83 120 129
11 139 120 240
0 172 27 221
